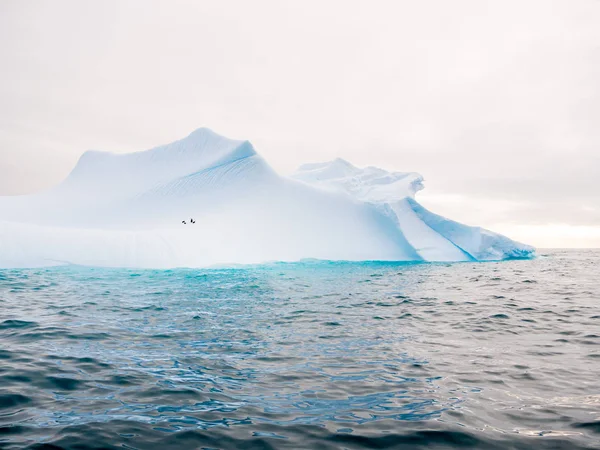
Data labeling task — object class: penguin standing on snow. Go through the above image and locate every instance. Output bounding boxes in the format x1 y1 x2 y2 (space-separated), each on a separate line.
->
182 220 187 225
190 218 196 224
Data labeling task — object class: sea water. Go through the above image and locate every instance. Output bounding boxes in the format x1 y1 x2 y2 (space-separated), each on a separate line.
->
1 249 599 449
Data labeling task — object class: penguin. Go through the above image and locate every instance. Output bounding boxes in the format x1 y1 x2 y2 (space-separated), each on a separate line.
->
182 220 187 225
190 218 196 224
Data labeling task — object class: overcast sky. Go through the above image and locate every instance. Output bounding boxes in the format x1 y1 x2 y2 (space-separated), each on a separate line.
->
1 0 599 247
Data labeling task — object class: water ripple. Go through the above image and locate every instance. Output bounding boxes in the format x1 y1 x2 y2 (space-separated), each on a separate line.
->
1 250 599 448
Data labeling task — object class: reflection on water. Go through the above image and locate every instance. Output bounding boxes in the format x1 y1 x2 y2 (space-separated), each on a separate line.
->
1 250 600 449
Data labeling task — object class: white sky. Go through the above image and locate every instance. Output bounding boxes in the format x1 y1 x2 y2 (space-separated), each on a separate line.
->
1 0 599 247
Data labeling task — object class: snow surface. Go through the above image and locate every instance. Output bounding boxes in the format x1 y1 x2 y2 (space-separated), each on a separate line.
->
0 128 534 268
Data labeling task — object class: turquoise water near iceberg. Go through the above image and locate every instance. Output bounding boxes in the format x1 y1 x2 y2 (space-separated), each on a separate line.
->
1 250 600 449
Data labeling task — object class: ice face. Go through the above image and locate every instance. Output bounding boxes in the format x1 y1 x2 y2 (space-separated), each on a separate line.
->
291 160 535 262
0 128 534 268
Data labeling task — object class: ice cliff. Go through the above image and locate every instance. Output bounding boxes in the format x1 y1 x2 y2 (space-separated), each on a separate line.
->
0 128 534 268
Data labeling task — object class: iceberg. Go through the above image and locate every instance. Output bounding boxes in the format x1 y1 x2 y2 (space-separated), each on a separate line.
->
0 128 534 268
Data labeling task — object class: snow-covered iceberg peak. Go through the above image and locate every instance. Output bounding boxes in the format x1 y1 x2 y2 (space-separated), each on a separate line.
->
0 128 534 269
293 158 424 203
59 127 257 198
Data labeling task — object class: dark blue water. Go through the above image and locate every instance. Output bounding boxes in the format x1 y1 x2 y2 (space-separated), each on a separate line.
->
1 249 599 449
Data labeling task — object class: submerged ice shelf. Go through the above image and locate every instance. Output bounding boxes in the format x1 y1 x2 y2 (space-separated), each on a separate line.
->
0 128 534 268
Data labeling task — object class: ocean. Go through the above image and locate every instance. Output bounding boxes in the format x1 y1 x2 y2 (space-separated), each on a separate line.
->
1 249 599 449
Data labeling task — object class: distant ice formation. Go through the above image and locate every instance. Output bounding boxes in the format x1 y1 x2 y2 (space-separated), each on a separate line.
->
0 128 534 268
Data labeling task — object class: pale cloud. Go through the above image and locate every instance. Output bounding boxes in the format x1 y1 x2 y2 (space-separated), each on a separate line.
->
491 224 600 249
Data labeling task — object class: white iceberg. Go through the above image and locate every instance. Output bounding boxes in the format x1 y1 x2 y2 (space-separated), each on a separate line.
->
0 128 534 268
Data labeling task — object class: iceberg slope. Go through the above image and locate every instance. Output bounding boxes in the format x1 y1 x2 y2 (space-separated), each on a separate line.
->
291 158 534 262
0 128 534 268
